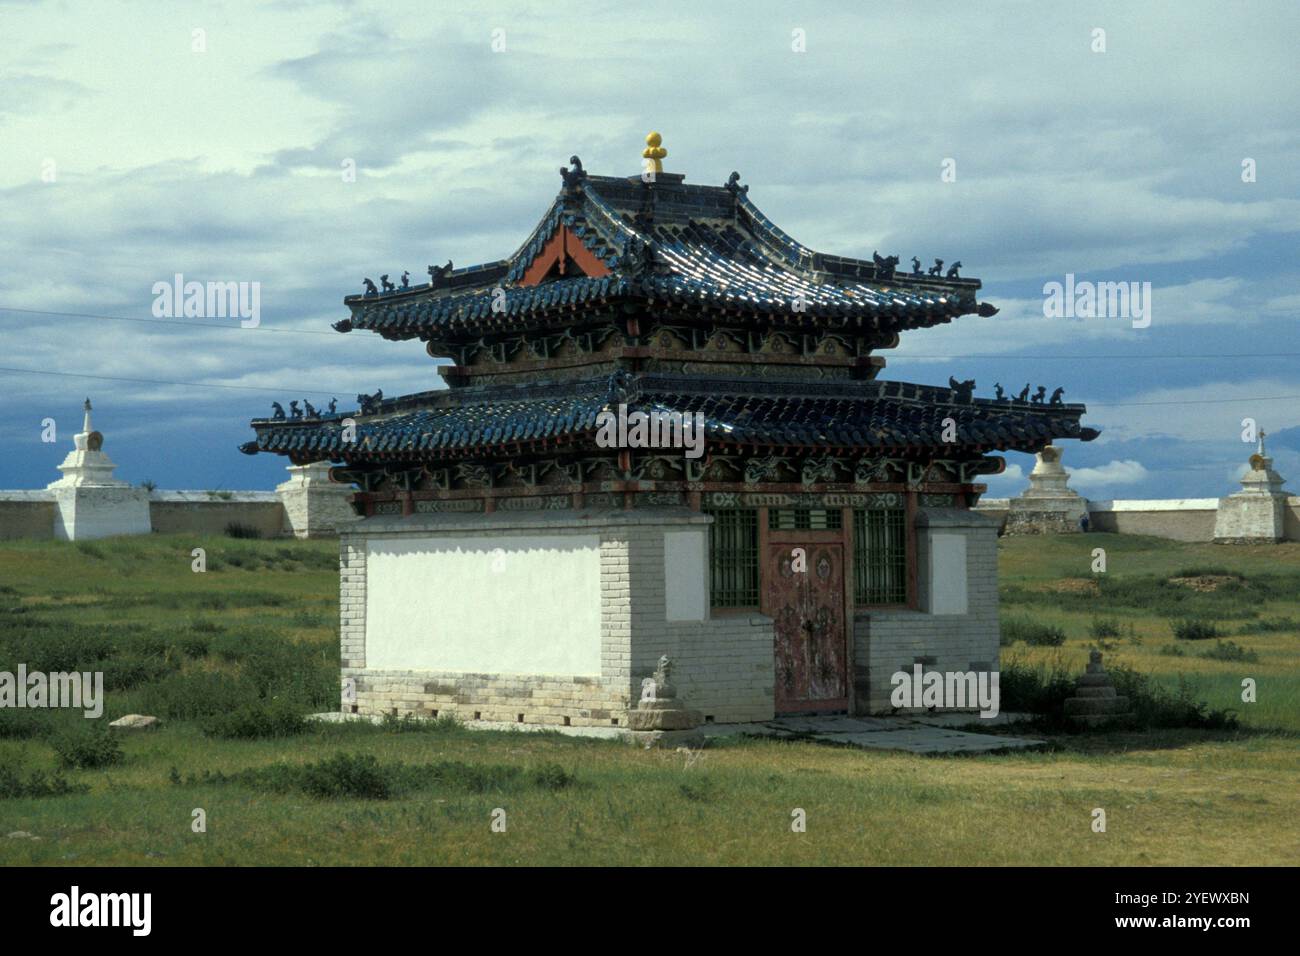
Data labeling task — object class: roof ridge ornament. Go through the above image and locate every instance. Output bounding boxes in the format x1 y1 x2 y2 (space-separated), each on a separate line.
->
642 131 667 175
427 260 454 288
725 171 748 196
559 155 586 191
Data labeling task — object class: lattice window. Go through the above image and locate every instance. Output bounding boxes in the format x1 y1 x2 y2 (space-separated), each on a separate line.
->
853 508 908 605
704 508 759 608
768 507 842 531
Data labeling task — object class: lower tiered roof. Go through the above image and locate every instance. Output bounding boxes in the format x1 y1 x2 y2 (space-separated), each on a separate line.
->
241 372 1097 463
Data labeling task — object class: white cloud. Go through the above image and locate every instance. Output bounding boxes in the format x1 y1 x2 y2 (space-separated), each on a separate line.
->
1069 459 1150 488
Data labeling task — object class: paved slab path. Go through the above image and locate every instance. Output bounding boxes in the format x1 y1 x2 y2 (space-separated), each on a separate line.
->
312 712 1045 754
701 713 1045 754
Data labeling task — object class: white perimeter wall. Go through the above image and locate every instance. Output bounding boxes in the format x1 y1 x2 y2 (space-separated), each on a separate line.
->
364 533 603 675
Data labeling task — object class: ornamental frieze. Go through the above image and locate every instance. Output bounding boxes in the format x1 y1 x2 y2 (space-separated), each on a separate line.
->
414 499 482 513
707 491 905 509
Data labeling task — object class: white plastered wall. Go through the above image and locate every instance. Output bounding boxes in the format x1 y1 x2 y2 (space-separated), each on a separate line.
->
364 533 603 675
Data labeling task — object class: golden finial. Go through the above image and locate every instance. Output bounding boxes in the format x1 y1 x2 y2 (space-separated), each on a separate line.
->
642 131 667 174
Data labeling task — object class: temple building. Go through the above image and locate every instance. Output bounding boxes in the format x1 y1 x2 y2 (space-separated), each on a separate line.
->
242 135 1096 725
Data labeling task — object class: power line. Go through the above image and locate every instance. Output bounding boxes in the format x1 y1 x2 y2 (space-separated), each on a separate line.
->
0 364 1294 411
0 306 341 336
2 306 1297 360
1086 394 1300 408
0 366 350 396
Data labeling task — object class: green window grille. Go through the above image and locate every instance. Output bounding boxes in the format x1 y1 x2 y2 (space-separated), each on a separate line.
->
704 508 759 608
853 508 908 605
768 507 842 530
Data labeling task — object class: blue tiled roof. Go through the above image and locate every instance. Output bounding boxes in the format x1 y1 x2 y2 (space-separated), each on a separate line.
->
243 374 1095 460
337 171 990 339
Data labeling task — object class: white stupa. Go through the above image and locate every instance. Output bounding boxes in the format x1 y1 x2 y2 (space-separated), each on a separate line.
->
1214 430 1288 543
1005 444 1089 534
46 399 152 540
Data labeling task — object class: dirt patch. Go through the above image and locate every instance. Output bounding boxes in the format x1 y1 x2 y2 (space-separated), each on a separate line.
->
1029 578 1101 596
1168 575 1241 593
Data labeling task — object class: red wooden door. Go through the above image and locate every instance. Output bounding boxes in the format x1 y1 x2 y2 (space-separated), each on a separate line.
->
767 542 848 714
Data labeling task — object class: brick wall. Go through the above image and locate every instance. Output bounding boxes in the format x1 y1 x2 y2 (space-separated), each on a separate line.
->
338 508 776 727
853 508 1000 714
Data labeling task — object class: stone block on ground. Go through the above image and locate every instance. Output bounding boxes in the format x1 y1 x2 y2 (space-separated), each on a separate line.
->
109 714 160 731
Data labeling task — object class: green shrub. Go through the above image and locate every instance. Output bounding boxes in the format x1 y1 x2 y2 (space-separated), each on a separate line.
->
1171 619 1221 641
99 653 177 690
533 763 575 790
0 627 114 672
0 707 57 739
298 753 392 799
1089 618 1121 639
50 724 123 769
0 766 88 799
1001 616 1066 647
1238 616 1297 634
998 658 1076 714
201 700 308 739
177 634 212 658
1108 664 1237 730
140 671 260 720
1196 640 1258 663
1158 644 1186 657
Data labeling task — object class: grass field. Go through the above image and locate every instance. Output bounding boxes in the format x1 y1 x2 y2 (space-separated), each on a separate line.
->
1 532 1296 866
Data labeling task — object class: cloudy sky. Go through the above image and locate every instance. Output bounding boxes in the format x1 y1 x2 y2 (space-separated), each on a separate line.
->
1 0 1297 498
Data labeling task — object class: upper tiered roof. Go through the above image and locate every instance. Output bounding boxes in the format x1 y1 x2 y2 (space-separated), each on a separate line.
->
333 160 997 344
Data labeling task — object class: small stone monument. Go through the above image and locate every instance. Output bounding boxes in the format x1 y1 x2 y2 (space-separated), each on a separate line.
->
626 655 704 748
1005 444 1089 534
1214 430 1289 544
46 399 151 540
1063 650 1132 728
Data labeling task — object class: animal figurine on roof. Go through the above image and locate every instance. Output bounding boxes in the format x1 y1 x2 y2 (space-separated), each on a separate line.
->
725 171 749 196
328 397 337 415
560 156 586 189
948 377 975 402
427 261 454 286
271 401 286 420
994 383 1004 401
946 261 962 279
911 256 922 275
400 271 410 289
303 400 319 419
357 389 384 415
929 258 944 277
872 251 899 280
362 278 378 295
1032 385 1046 404
289 400 302 419
1050 387 1065 406
380 274 395 293
1016 383 1031 402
